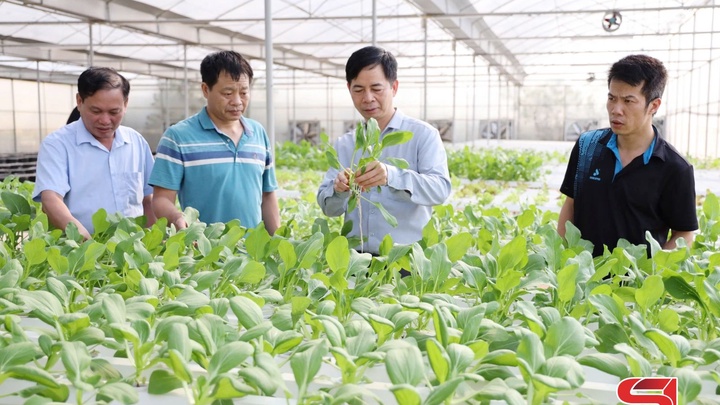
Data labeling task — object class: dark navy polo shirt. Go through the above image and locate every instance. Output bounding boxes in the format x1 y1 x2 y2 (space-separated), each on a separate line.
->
560 128 698 257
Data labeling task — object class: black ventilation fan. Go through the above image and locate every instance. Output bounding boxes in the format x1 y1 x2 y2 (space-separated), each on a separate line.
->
603 10 622 32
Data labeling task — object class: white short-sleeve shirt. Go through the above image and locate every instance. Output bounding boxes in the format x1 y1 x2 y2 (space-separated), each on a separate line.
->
32 119 154 233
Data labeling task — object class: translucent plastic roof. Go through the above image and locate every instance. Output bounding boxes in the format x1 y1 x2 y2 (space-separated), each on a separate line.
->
0 0 716 86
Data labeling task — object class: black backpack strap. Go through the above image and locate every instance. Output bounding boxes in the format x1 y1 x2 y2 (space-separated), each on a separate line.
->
574 129 610 198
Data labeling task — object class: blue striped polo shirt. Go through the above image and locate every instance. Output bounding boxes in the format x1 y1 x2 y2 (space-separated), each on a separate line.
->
149 107 277 227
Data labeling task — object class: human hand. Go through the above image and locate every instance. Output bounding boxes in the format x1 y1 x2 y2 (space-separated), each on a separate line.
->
173 216 188 230
333 169 352 193
354 161 388 192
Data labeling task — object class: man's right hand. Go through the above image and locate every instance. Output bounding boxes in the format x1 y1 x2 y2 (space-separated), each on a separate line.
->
333 169 351 193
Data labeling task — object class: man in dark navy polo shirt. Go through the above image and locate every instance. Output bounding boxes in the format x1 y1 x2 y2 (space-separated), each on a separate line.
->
558 54 698 257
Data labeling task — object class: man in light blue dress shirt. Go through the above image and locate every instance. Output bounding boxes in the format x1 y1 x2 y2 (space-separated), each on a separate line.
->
317 46 451 255
33 67 155 239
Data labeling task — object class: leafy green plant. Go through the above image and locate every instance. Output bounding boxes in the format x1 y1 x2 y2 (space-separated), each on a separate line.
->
324 118 412 251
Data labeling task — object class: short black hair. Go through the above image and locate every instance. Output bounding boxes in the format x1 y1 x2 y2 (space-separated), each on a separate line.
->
345 46 397 84
201 50 254 89
608 54 667 107
77 67 130 101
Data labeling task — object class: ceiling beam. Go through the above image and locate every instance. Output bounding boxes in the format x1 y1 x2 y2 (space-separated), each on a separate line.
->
16 0 346 80
408 0 526 85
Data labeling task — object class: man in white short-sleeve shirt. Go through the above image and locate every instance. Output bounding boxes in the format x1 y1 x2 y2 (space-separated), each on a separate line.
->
33 67 155 239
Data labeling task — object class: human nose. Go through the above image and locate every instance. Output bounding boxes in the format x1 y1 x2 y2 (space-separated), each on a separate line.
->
361 90 373 103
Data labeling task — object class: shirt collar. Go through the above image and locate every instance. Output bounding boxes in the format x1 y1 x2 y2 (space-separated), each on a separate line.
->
200 107 254 138
606 127 658 165
74 119 129 149
383 108 403 133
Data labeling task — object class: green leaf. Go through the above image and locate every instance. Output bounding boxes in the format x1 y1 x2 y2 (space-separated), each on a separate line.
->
658 307 680 333
278 240 297 269
168 349 193 383
4 365 60 387
426 339 450 383
644 329 681 367
245 225 271 261
325 150 342 170
517 332 545 374
497 235 527 272
390 384 421 405
101 294 127 325
230 296 264 329
635 275 665 310
577 353 629 379
326 235 350 274
60 341 93 389
81 242 106 271
355 120 367 149
595 323 630 353
237 260 265 284
445 232 473 262
291 341 328 397
237 366 277 396
472 379 524 405
24 238 47 267
314 315 346 347
664 276 705 308
17 290 64 326
208 341 253 380
1 191 31 215
97 382 138 405
423 377 464 405
371 200 398 228
673 367 702 404
168 323 191 362
385 157 410 169
381 130 413 148
385 345 424 386
615 343 652 377
557 263 579 303
92 209 111 235
537 356 585 389
58 312 90 337
589 293 624 324
0 342 42 370
211 375 254 399
148 369 183 394
296 232 324 269
544 317 585 357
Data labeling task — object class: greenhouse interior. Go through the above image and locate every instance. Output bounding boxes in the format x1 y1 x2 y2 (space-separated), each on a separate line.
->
0 0 720 404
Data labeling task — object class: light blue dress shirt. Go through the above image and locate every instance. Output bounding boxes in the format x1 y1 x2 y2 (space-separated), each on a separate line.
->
32 119 154 234
317 109 451 254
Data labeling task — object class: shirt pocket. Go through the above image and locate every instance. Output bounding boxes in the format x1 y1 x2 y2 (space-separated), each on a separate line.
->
114 172 144 207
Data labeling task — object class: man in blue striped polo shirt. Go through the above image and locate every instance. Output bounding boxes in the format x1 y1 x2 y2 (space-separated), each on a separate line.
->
149 51 280 234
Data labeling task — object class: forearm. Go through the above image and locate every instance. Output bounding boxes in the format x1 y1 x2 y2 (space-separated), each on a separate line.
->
152 187 186 229
142 195 157 228
317 170 350 217
385 165 451 206
664 230 695 249
40 191 90 239
557 197 574 238
262 192 280 235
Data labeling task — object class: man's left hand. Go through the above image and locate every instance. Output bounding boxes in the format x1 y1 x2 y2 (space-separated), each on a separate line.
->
354 161 388 191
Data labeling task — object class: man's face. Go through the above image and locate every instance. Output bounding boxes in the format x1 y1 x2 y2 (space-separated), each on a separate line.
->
202 71 250 125
348 64 398 129
77 88 127 140
607 79 660 137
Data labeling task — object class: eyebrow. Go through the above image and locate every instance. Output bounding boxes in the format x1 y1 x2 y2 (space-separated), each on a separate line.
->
608 92 638 99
